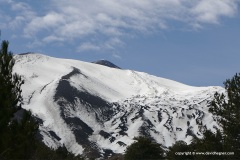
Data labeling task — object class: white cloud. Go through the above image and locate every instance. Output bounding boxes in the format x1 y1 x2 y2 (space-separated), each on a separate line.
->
10 1 31 11
77 37 124 53
77 43 101 52
0 0 35 30
191 0 238 24
42 35 65 43
104 37 124 50
1 0 239 53
112 53 122 59
24 12 65 37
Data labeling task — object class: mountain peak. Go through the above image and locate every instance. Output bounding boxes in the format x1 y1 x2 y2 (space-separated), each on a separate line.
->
92 60 121 69
18 52 36 55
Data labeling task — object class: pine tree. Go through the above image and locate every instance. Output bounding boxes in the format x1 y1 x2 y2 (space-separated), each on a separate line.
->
0 40 83 159
191 129 225 160
0 40 23 129
167 130 224 159
167 141 194 160
0 40 29 159
124 136 164 160
209 73 240 158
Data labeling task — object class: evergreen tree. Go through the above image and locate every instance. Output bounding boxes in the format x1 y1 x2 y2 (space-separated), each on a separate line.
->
32 143 83 160
209 73 240 158
167 130 224 159
0 40 83 160
192 129 223 151
0 40 29 159
167 141 194 160
124 136 164 160
0 40 23 132
191 129 225 160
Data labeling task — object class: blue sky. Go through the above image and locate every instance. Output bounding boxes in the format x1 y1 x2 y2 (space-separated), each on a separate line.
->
1 0 240 86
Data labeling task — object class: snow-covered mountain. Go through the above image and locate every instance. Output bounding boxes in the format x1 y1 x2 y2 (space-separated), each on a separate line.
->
13 53 224 159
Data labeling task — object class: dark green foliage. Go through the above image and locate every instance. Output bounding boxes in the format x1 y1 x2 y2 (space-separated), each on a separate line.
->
168 130 224 159
191 129 225 160
31 142 83 160
0 40 24 132
124 136 164 160
107 153 124 160
167 129 229 159
209 73 240 159
167 141 194 160
0 40 83 160
192 129 223 152
0 40 30 159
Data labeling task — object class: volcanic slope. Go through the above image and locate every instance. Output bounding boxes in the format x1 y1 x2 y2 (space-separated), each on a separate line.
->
14 53 224 159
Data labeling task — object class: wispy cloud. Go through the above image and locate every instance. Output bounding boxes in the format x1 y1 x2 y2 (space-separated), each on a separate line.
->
191 0 238 24
1 0 239 55
77 43 101 52
77 37 124 52
0 0 35 29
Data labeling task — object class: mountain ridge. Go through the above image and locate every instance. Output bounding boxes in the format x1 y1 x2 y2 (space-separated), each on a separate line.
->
13 53 225 159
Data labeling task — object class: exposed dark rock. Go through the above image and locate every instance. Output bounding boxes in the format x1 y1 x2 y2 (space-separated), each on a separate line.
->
40 80 53 93
54 68 114 122
131 106 145 122
61 67 87 80
18 52 35 55
103 149 114 159
139 119 154 137
109 137 116 143
92 60 121 69
163 110 173 132
48 131 61 141
176 127 183 131
64 117 94 150
187 114 192 119
195 110 204 125
53 68 118 159
117 141 126 147
117 112 129 136
157 110 162 122
186 127 196 138
99 130 111 139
